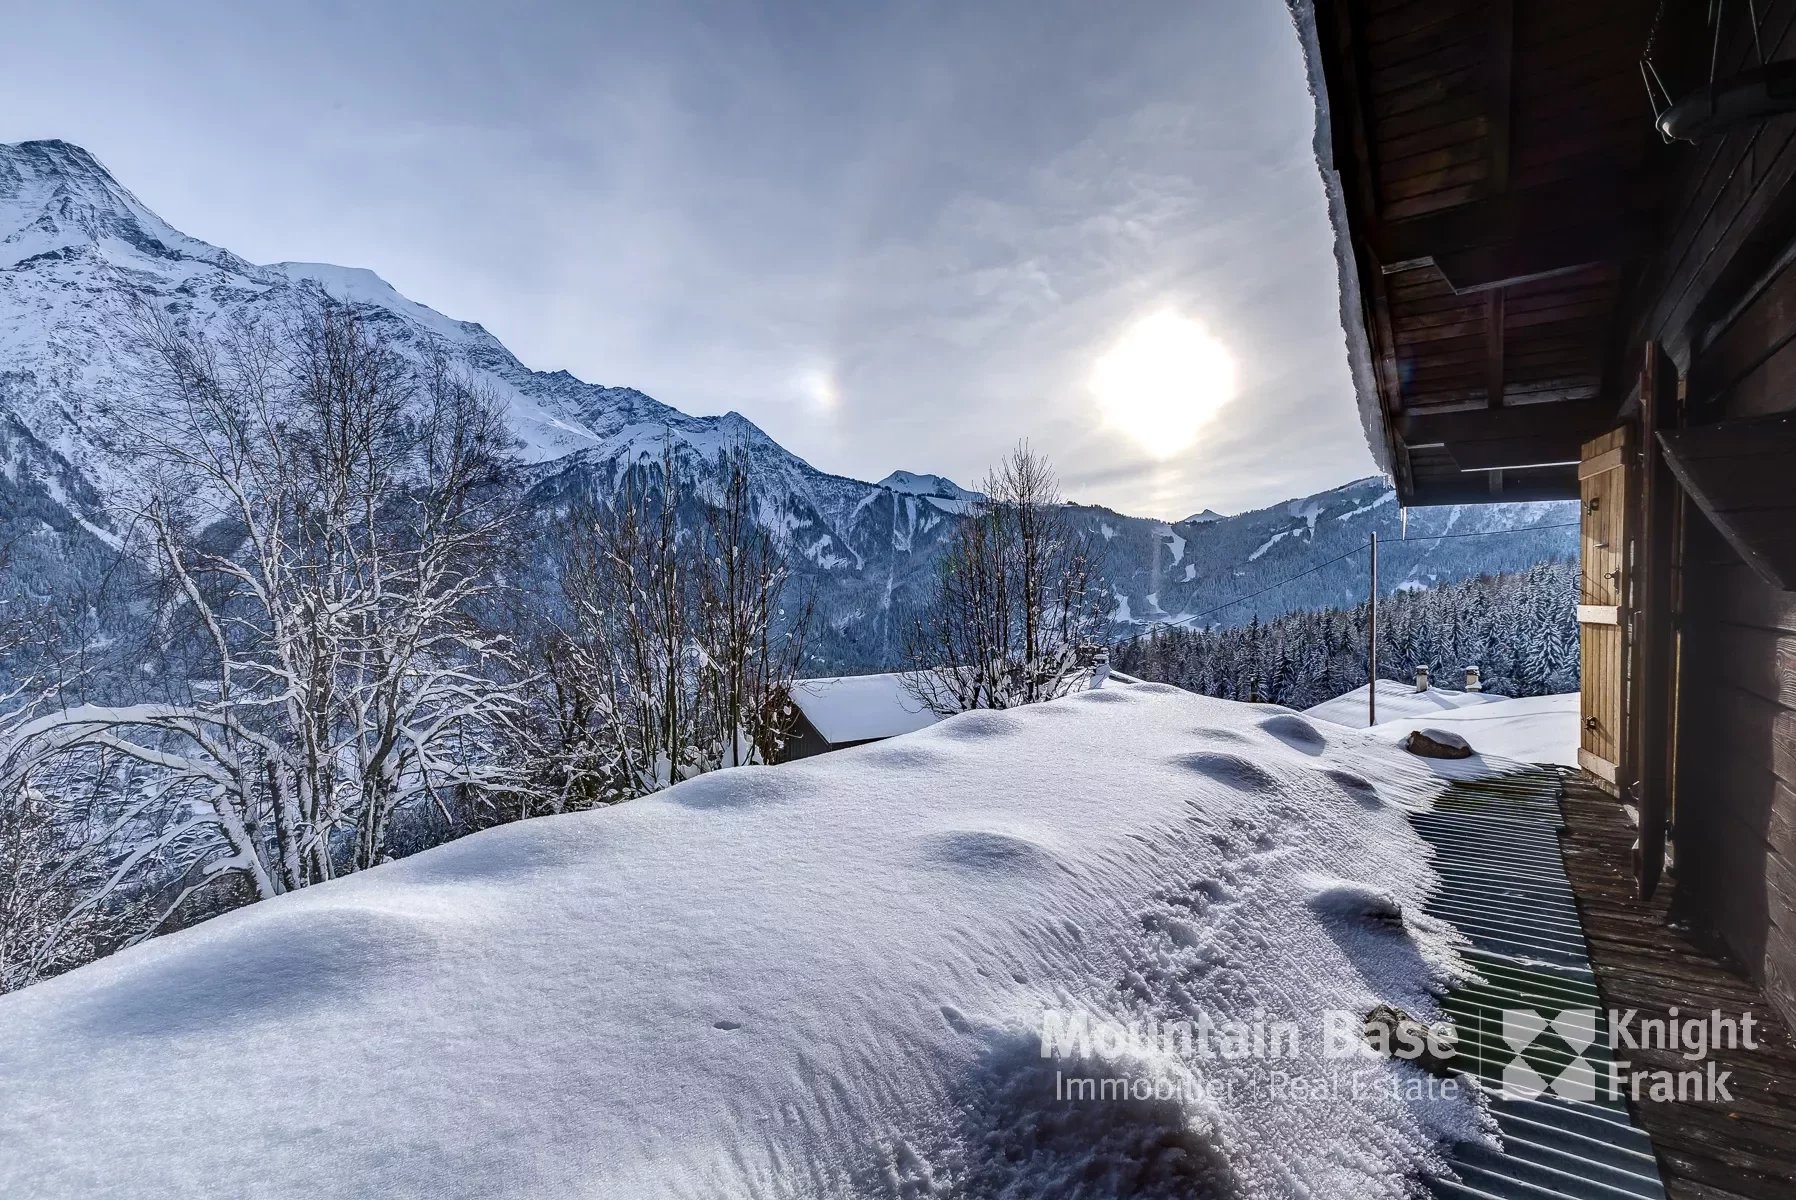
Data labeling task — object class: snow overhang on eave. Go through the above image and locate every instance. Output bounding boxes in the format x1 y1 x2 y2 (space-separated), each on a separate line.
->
1286 0 1394 479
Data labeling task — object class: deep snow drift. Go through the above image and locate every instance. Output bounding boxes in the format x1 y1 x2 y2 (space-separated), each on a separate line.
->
0 685 1494 1199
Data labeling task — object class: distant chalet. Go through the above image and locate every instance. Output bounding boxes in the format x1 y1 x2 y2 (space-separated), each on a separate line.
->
781 673 943 759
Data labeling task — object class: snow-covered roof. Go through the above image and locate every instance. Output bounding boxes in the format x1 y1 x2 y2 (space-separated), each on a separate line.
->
1285 0 1392 474
788 672 941 744
1303 682 1579 766
1302 678 1511 729
1369 693 1579 767
0 685 1492 1197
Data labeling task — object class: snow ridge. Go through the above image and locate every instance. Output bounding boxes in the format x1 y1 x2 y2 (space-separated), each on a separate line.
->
0 685 1491 1198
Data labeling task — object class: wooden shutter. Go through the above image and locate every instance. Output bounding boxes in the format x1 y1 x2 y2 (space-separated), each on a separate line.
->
1578 427 1630 789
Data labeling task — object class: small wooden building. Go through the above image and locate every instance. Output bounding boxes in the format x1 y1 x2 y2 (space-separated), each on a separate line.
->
1296 0 1796 1033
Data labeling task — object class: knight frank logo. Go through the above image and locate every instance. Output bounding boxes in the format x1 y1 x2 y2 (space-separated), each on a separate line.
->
1499 1006 1602 1101
1491 1005 1757 1103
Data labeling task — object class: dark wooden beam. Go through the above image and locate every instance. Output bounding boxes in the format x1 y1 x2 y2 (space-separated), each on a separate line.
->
1375 175 1627 258
1659 414 1796 591
1443 435 1583 471
1634 343 1677 901
1432 248 1616 296
1486 0 1515 195
1486 289 1507 407
1399 466 1581 507
1400 401 1609 447
1374 174 1640 293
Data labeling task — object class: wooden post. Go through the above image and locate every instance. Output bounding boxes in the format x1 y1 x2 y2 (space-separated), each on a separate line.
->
1368 531 1379 727
1635 344 1678 900
1415 665 1430 692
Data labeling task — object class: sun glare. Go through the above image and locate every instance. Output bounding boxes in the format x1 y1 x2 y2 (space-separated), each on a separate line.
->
1090 311 1237 458
798 365 840 411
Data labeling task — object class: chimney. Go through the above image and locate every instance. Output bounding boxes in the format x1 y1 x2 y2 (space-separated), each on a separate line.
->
1414 665 1430 693
1464 665 1482 692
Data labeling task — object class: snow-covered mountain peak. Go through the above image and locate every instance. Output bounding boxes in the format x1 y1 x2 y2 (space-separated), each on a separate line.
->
1180 508 1226 526
878 471 979 501
0 139 245 272
0 139 827 482
268 262 480 341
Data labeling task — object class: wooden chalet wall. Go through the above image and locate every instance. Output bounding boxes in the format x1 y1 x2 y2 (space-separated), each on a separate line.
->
1309 0 1796 1025
1617 0 1796 1026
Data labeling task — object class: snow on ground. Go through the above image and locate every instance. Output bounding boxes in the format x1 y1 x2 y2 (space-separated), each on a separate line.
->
1303 679 1512 729
1367 693 1580 768
0 686 1494 1199
789 672 943 744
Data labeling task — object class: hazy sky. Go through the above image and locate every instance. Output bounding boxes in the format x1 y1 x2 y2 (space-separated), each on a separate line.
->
3 0 1373 519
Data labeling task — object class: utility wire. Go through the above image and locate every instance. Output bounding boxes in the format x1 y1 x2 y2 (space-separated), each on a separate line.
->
1384 520 1579 543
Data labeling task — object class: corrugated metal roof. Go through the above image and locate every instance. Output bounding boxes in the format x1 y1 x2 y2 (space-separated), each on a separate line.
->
1413 769 1666 1200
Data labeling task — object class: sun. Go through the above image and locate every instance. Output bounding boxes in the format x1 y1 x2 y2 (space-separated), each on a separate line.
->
1090 311 1237 458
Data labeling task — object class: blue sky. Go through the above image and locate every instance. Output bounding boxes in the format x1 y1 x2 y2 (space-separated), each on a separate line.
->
2 0 1374 518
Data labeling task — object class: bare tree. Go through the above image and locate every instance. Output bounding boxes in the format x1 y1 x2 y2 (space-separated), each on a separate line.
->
0 779 125 993
695 447 813 767
533 440 812 806
552 446 697 802
2 298 528 922
903 443 1104 714
0 573 140 991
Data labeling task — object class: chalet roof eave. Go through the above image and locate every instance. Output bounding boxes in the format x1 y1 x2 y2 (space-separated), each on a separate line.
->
1288 0 1395 483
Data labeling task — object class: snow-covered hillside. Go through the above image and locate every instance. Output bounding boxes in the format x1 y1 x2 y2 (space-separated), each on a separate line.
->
1092 478 1578 638
0 138 1577 668
0 139 877 543
0 683 1493 1198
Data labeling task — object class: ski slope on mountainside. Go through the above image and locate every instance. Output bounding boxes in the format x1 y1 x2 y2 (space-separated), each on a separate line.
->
0 684 1494 1199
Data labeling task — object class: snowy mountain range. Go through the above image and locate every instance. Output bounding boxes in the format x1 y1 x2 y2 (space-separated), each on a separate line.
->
0 139 1576 669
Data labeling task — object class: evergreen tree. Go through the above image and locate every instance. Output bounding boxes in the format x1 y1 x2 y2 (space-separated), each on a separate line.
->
1114 559 1578 708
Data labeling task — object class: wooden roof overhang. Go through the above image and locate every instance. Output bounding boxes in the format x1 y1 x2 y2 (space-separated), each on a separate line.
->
1303 0 1667 506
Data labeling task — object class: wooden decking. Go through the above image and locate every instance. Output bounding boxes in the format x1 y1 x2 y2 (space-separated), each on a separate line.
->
1558 775 1796 1199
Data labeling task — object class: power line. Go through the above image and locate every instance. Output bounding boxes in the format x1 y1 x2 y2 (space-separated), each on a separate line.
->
1384 520 1579 543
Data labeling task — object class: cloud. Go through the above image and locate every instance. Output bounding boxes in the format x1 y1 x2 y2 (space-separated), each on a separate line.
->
3 0 1375 519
